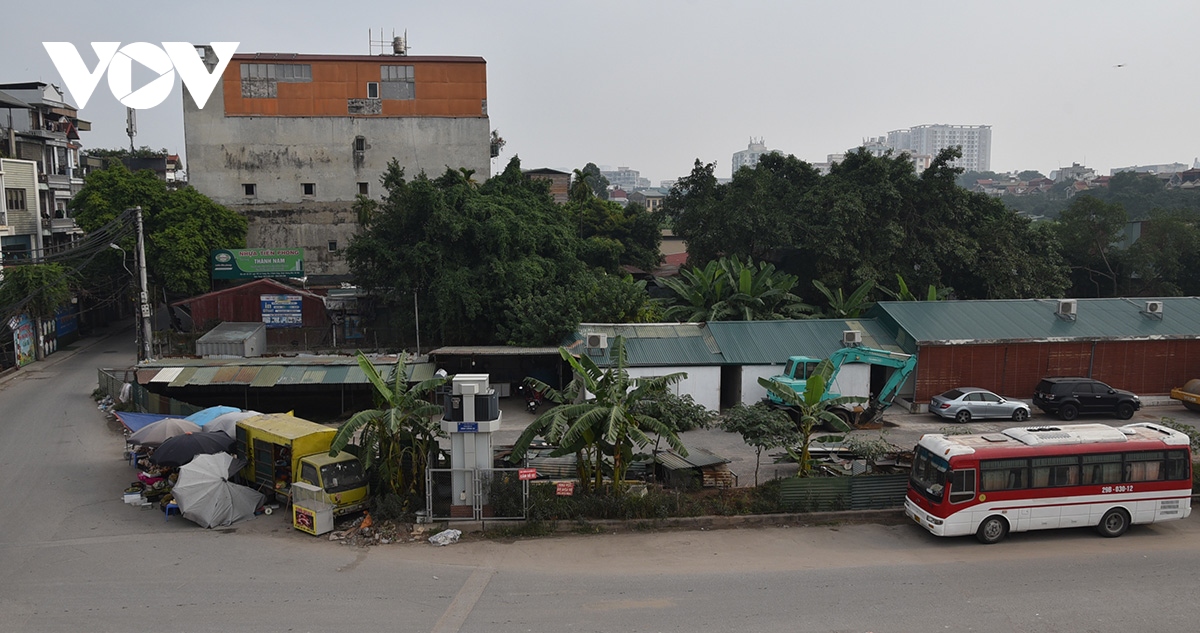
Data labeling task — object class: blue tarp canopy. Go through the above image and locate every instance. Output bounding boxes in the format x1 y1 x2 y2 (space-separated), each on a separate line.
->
113 411 184 434
185 406 242 427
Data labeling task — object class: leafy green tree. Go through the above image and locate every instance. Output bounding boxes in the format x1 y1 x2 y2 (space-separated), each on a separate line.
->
1127 208 1200 295
656 256 811 322
812 279 874 318
720 403 797 486
1054 195 1128 297
70 162 246 297
758 361 859 477
565 196 662 271
510 337 688 497
0 263 76 357
328 352 447 504
1017 170 1046 181
572 163 609 201
878 273 949 301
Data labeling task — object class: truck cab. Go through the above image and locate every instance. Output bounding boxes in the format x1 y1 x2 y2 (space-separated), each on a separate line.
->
296 453 369 516
767 356 822 406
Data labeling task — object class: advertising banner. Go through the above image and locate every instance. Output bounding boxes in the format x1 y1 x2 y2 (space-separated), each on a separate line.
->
12 314 34 367
260 294 303 328
211 248 304 280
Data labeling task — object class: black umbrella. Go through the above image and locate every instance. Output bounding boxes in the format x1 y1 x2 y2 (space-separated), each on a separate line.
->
150 432 236 469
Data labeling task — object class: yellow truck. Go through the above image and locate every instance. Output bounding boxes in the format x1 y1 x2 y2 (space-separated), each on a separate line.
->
1170 379 1200 413
234 413 369 516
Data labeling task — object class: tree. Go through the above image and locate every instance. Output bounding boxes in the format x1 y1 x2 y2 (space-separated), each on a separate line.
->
1054 195 1128 297
0 263 76 358
878 273 949 301
575 163 609 200
758 362 859 477
510 336 688 497
812 279 874 318
1127 208 1200 295
720 403 797 486
656 256 811 322
347 157 647 347
70 162 246 297
328 352 447 505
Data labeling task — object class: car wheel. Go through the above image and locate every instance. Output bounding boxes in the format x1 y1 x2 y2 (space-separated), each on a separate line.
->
1011 408 1029 422
1116 402 1135 420
955 409 972 424
976 516 1009 544
1096 508 1130 538
1059 403 1079 421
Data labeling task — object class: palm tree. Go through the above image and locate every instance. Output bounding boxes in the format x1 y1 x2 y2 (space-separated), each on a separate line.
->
878 273 950 302
656 256 811 322
812 279 875 318
656 259 729 322
329 352 448 503
510 336 688 496
758 359 862 477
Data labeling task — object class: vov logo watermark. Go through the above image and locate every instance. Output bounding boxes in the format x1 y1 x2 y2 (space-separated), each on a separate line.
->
42 42 238 110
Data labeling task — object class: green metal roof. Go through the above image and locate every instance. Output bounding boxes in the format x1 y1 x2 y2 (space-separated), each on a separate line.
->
566 323 724 366
706 319 902 365
870 298 1200 345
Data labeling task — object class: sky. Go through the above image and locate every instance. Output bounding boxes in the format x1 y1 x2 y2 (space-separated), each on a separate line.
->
4 1 1199 185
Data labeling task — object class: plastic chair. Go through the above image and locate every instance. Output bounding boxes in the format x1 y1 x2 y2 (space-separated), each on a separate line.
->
164 502 180 521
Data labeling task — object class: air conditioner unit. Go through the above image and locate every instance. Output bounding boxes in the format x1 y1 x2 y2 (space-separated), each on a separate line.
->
1057 299 1077 317
842 330 862 345
585 333 608 349
1146 300 1164 315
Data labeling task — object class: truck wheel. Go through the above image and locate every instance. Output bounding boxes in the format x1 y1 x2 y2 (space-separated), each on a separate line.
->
1116 402 1135 420
976 516 1009 544
1059 403 1079 421
1096 508 1130 538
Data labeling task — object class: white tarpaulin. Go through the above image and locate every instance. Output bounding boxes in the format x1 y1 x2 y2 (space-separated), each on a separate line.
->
172 453 265 528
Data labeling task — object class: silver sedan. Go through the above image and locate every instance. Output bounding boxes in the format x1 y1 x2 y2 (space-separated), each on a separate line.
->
930 388 1031 423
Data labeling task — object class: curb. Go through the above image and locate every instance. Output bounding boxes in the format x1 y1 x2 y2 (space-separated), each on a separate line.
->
462 508 909 536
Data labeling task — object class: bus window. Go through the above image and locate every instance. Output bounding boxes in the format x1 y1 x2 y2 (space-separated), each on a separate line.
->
1082 454 1122 484
981 458 1029 491
911 447 948 503
1032 456 1079 487
1165 450 1190 481
949 469 975 504
1124 451 1164 482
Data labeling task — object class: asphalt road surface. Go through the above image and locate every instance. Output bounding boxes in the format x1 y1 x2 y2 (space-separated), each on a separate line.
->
3 326 1200 632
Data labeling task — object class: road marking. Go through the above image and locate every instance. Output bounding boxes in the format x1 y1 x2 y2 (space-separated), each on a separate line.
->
431 567 494 633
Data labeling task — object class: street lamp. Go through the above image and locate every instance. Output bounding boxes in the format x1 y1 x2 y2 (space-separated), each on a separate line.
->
109 243 132 278
109 243 137 352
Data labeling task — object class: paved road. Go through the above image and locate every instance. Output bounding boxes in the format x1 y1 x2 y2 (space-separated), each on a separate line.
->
3 328 1200 632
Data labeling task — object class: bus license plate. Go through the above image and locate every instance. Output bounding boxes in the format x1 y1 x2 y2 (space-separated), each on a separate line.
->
912 513 921 526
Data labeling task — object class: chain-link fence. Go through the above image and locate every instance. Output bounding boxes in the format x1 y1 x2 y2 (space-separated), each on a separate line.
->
426 467 528 521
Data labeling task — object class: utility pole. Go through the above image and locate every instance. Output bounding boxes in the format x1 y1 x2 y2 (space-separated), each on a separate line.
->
413 289 420 356
135 206 152 361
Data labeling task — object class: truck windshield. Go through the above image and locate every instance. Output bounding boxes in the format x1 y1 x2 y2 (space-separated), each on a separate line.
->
321 460 366 494
911 446 948 504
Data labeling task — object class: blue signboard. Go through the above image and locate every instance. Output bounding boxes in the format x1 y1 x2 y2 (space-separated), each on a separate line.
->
55 304 78 338
456 422 479 433
260 294 303 328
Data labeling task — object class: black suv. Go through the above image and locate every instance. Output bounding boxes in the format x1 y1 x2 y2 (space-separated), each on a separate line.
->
1033 377 1140 421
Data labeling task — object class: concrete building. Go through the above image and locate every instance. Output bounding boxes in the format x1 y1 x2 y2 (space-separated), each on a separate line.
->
627 187 668 213
600 166 649 192
0 83 89 251
885 124 991 172
1051 162 1096 183
523 168 570 204
183 49 491 280
1110 163 1190 176
1 157 42 261
731 137 779 176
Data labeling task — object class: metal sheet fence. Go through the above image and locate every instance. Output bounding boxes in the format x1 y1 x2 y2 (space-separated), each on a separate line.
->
97 368 204 416
779 473 909 512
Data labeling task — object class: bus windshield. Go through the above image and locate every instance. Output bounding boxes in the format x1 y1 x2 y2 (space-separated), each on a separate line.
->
911 446 948 503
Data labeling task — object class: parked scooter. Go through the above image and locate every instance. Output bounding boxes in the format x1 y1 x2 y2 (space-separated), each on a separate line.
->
518 384 541 414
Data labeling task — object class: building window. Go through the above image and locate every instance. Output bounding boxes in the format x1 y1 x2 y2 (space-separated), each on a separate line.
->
358 182 369 195
302 183 316 197
354 136 366 152
380 65 415 100
327 240 337 253
276 64 311 83
243 183 256 197
240 63 311 98
366 82 379 99
5 188 27 212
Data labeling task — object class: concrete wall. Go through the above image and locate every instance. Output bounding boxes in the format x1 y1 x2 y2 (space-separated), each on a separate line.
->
183 80 490 277
0 158 40 235
739 364 783 406
625 365 721 411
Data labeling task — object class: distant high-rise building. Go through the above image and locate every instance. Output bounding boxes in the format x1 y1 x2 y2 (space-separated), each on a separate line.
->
885 124 991 172
600 166 649 191
732 137 778 176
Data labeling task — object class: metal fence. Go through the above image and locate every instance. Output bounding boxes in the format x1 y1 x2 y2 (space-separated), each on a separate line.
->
778 473 910 512
426 467 528 521
96 368 204 416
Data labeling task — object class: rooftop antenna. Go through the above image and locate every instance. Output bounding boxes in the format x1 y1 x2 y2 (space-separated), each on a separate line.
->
369 28 409 56
125 107 136 153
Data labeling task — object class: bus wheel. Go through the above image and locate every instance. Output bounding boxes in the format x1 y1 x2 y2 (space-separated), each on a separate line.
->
1097 508 1130 538
976 516 1009 544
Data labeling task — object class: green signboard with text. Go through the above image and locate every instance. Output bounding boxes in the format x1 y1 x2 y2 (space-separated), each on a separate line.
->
211 248 305 280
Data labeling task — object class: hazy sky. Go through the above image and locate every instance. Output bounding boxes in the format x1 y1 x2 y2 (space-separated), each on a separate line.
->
4 1 1198 185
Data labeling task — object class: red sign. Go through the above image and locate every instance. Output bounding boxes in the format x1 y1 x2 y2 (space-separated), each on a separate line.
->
556 482 575 496
518 468 538 481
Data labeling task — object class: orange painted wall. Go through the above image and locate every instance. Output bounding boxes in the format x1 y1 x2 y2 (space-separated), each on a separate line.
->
222 58 487 117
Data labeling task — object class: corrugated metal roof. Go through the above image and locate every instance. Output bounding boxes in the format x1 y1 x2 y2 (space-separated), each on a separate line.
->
655 447 730 471
232 366 261 384
429 346 561 356
151 367 183 383
321 366 350 384
707 320 902 364
250 365 284 387
568 323 724 367
187 366 220 385
276 366 309 385
168 367 197 388
212 366 241 384
871 298 1200 345
195 322 264 343
137 368 160 384
300 369 327 384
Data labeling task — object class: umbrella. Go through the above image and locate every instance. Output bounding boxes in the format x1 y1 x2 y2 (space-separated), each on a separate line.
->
203 410 263 438
128 418 203 447
172 453 265 528
150 432 236 468
185 406 242 428
115 412 185 434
